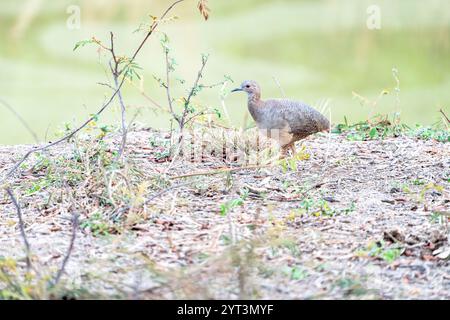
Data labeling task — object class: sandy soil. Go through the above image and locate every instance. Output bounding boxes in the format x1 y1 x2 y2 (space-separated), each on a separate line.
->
0 129 449 299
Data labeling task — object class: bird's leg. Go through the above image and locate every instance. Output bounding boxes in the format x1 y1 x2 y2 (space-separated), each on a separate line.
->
279 145 288 160
289 143 297 157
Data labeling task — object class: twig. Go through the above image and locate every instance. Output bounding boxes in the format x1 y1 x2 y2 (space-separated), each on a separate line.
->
164 46 178 123
0 0 186 183
5 188 32 271
109 32 119 76
272 76 286 98
97 82 115 91
0 98 39 143
129 80 165 111
184 111 217 126
101 79 165 112
145 182 193 204
199 81 228 89
219 81 232 125
126 0 187 67
170 164 275 180
439 108 450 124
111 62 128 159
179 55 209 129
52 213 79 287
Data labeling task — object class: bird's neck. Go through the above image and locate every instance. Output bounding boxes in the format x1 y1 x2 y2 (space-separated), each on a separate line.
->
248 92 261 104
247 94 264 122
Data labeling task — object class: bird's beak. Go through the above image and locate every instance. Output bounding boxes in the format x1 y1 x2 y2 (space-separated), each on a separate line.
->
231 87 243 93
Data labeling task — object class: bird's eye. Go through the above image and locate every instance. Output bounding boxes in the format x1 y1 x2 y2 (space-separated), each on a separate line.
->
245 85 250 88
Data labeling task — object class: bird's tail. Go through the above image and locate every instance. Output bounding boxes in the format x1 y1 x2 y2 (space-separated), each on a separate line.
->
319 116 331 133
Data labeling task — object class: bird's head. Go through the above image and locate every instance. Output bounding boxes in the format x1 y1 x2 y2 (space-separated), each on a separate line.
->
231 80 261 97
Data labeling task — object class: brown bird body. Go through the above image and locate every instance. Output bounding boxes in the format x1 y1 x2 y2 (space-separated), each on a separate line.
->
232 80 330 157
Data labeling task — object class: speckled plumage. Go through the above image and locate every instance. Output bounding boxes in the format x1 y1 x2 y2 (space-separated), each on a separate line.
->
232 80 330 157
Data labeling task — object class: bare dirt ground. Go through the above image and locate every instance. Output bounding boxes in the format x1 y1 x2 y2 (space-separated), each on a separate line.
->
0 129 449 299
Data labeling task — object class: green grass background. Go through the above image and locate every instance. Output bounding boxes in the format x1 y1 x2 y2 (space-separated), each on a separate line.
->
0 0 449 144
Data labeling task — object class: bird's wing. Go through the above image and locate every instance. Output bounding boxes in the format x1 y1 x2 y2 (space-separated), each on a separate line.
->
264 99 329 136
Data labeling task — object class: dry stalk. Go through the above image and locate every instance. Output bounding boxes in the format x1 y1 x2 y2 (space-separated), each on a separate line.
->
0 98 39 143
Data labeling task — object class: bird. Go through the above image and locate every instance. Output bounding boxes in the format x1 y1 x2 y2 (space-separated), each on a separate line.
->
231 80 330 158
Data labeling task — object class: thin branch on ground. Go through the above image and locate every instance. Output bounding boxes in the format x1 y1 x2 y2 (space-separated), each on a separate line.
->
52 212 79 287
144 181 193 205
5 187 32 271
170 163 276 180
0 98 39 143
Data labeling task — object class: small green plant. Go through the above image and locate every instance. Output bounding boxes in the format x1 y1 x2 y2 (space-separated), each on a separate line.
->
411 178 425 186
430 212 448 225
25 178 53 196
80 212 116 236
333 114 407 141
334 115 449 143
278 146 310 173
334 277 368 297
155 150 171 160
220 234 232 246
219 188 249 216
295 197 355 217
409 124 449 143
283 266 308 281
355 240 403 263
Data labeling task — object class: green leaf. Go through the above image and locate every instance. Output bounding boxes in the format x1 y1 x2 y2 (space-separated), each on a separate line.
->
369 127 379 139
220 204 228 216
73 39 97 51
290 267 307 280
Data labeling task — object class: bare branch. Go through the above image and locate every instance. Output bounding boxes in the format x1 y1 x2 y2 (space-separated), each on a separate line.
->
5 188 32 271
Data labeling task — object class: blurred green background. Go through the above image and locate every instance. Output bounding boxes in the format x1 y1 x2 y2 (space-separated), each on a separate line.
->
0 0 449 144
